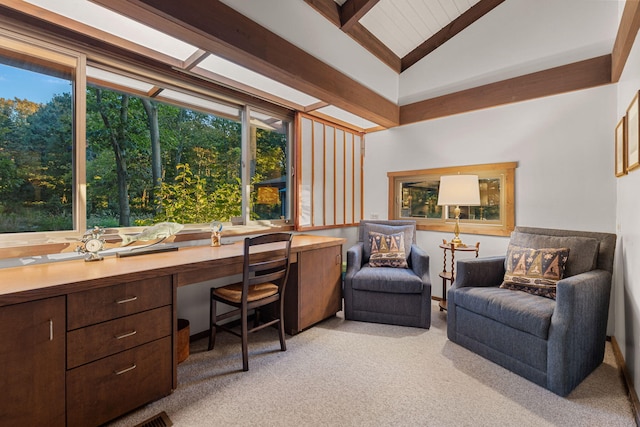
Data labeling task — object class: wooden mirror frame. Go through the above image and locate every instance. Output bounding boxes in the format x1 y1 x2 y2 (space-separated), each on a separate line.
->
387 162 516 237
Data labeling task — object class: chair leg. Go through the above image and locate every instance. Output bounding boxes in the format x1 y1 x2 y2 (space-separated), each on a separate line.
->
278 300 286 352
208 290 217 351
241 306 249 371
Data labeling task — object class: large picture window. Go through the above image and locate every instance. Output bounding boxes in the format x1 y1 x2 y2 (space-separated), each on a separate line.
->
388 162 517 237
85 83 244 227
0 28 292 255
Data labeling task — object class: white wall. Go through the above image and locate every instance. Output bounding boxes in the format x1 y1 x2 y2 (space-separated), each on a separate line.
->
399 0 618 104
615 10 640 399
364 85 617 302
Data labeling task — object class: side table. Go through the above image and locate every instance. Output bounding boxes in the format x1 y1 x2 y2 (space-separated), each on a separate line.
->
438 240 480 311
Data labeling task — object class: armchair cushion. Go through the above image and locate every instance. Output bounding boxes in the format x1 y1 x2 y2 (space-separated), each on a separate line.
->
509 232 599 277
351 266 424 294
454 286 556 339
500 245 569 299
362 223 413 262
368 231 408 268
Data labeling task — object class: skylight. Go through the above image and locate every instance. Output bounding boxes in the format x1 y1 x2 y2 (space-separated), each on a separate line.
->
24 0 198 61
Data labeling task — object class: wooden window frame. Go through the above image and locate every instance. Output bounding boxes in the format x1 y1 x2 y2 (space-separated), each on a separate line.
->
388 162 517 237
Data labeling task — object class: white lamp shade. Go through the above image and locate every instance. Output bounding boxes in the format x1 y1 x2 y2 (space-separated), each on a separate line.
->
437 175 481 206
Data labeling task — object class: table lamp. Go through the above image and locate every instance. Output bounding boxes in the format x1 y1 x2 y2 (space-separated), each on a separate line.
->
437 174 480 247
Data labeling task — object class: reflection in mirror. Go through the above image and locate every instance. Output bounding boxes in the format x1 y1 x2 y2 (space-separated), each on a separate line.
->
389 162 516 237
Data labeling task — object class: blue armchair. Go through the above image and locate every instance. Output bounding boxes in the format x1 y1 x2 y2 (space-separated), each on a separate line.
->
447 226 616 396
344 220 431 328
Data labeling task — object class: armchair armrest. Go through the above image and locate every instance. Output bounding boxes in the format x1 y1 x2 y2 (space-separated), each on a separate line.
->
547 269 612 395
410 244 430 285
345 242 364 281
452 256 506 289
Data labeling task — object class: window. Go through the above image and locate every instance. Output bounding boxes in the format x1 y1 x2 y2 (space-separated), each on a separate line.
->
85 83 244 227
388 162 517 237
0 33 82 234
249 110 289 221
297 113 363 229
0 27 292 249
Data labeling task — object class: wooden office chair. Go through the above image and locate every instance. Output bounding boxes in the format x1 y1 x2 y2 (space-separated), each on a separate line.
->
208 232 293 371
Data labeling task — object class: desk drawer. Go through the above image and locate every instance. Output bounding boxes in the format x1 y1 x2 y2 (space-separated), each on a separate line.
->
67 275 172 330
66 336 172 427
67 305 172 369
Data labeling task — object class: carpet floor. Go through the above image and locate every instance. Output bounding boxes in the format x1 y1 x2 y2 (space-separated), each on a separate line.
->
108 301 635 426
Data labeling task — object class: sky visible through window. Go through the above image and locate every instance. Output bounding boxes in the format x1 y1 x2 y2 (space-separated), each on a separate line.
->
0 63 71 104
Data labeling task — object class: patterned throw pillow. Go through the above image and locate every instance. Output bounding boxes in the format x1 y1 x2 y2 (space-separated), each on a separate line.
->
500 244 570 299
368 231 408 268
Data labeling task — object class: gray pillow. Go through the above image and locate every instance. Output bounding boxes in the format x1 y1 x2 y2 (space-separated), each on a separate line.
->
363 223 413 261
508 231 600 277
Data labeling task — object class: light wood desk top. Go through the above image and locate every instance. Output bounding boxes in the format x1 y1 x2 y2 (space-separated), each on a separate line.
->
0 234 346 307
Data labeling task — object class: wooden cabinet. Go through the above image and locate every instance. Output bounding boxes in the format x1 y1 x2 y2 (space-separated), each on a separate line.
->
66 276 174 427
284 244 342 334
0 297 66 427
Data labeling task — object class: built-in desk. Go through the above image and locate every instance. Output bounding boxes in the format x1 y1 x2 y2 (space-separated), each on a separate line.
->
0 234 345 427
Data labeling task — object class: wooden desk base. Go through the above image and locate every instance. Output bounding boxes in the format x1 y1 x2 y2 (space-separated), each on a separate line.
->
0 234 345 427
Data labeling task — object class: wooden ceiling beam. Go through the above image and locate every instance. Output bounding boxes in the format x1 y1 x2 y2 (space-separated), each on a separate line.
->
400 55 612 125
340 0 379 32
611 0 640 83
304 0 401 73
401 0 507 72
304 0 341 27
94 0 398 128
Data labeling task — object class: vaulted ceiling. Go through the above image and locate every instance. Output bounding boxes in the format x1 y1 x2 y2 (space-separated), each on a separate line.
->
1 1 639 131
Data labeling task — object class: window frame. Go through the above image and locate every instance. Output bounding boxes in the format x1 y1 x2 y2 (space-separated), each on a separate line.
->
0 25 295 259
388 162 517 237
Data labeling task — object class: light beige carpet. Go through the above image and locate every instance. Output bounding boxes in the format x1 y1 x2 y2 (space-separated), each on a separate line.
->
108 302 635 426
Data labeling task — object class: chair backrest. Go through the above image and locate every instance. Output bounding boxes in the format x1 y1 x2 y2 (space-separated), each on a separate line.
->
243 232 293 291
358 220 417 244
513 226 616 274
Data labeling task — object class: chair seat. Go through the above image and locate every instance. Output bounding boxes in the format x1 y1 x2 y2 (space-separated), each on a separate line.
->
214 282 278 303
351 265 423 294
454 286 555 339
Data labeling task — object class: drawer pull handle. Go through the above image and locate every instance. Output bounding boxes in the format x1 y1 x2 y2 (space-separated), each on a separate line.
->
115 296 138 304
115 330 137 340
49 319 54 341
114 364 137 376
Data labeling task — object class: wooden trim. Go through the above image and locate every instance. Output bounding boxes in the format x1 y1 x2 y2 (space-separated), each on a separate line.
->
304 0 341 27
340 0 380 32
388 162 517 238
400 55 612 125
345 23 402 73
182 49 208 71
612 1 640 83
401 0 506 71
611 336 640 425
188 66 304 113
305 110 368 133
0 8 296 120
305 0 401 73
1 0 183 68
304 101 330 112
95 0 399 128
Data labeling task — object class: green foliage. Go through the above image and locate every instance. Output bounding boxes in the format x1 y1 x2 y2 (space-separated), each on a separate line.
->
148 163 241 225
0 64 287 233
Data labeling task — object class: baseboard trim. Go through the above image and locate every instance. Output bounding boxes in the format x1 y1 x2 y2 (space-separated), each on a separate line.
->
610 335 640 426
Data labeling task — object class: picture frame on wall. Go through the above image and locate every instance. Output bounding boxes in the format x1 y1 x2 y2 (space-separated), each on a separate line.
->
616 116 627 177
626 91 640 171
